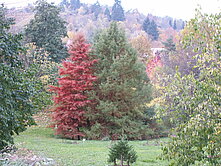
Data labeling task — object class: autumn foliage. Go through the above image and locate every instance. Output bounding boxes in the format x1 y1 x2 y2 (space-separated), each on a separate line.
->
146 56 163 79
50 35 97 139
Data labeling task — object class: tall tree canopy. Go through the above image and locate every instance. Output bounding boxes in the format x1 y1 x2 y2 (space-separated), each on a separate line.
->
87 22 152 140
0 5 35 149
159 11 221 165
142 17 159 40
50 34 97 140
25 0 67 62
111 0 125 22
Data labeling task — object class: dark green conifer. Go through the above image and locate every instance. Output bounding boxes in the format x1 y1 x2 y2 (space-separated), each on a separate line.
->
88 22 152 140
25 0 68 62
142 17 159 40
70 0 80 10
169 19 172 27
111 0 125 21
108 140 137 166
162 36 176 51
104 7 111 21
173 20 177 30
91 1 102 19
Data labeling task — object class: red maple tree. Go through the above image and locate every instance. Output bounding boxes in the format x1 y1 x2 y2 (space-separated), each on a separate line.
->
50 34 97 139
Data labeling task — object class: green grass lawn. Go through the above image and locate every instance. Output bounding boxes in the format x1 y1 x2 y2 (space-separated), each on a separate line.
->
14 126 168 166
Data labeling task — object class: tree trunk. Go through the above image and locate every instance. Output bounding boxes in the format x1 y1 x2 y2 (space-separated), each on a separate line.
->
121 155 123 166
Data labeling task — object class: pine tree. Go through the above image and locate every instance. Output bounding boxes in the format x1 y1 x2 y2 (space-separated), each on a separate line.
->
182 21 185 29
60 0 69 9
149 20 159 40
70 0 81 10
104 7 111 21
169 19 172 27
162 36 176 51
111 0 125 21
108 140 137 165
142 17 151 32
173 20 177 30
88 22 152 140
91 1 102 19
142 17 159 40
50 34 97 139
25 0 67 62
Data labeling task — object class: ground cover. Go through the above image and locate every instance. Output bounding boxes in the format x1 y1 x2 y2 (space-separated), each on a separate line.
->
13 126 168 166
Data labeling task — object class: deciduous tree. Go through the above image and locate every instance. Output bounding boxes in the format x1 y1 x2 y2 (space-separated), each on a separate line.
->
159 11 221 165
0 5 35 149
50 34 97 139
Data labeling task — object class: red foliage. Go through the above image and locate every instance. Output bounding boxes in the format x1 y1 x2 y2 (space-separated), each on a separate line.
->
50 34 97 139
146 55 163 79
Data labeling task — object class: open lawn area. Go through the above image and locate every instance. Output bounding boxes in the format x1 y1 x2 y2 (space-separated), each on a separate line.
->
13 126 168 166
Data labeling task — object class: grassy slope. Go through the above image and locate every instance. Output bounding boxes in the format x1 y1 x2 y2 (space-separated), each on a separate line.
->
14 126 168 166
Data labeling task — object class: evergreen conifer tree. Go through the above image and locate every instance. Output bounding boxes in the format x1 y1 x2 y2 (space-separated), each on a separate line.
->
108 140 137 165
142 17 150 32
50 35 97 139
162 36 176 51
91 1 102 19
60 0 69 9
111 0 125 21
169 19 172 27
88 22 152 140
142 17 159 40
181 21 185 29
173 20 177 30
149 20 159 40
104 7 111 21
25 0 67 62
70 0 81 10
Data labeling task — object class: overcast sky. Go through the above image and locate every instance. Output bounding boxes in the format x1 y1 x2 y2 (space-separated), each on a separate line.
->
1 0 221 20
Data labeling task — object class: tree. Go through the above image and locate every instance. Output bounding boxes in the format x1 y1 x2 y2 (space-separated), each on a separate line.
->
158 11 221 165
108 140 137 166
129 33 152 62
173 20 177 30
0 5 35 149
60 0 69 10
111 0 125 21
181 21 185 29
70 0 81 10
91 1 102 19
146 56 163 79
25 0 67 62
169 19 172 27
142 17 159 40
104 7 111 21
162 36 176 52
50 34 97 140
87 22 152 140
20 44 59 112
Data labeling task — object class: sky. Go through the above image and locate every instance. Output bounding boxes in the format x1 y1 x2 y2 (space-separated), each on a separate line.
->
1 0 221 20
